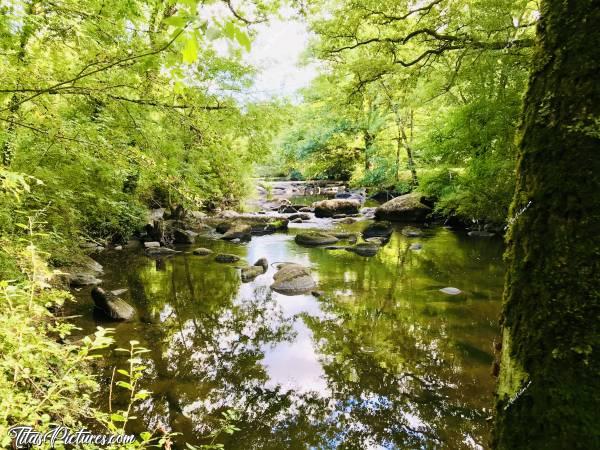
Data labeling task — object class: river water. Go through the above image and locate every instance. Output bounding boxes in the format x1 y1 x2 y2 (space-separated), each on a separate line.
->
70 219 504 449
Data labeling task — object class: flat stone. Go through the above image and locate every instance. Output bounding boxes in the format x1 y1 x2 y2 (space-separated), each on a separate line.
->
144 241 161 248
346 243 380 257
402 226 423 237
146 247 180 256
193 248 213 256
215 254 240 263
440 287 462 295
468 230 495 237
295 232 339 246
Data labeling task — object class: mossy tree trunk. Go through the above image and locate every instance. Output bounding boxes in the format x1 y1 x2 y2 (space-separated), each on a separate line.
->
494 0 600 448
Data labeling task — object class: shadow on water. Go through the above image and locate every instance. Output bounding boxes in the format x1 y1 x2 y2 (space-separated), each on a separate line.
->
69 224 505 449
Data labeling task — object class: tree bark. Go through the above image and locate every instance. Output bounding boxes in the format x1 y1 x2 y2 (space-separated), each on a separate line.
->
494 1 600 448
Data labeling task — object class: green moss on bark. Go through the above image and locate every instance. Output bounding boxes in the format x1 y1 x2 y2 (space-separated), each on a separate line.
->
493 0 600 448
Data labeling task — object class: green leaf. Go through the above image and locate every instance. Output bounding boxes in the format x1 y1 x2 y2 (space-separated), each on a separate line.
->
234 29 251 52
163 16 187 28
182 36 199 63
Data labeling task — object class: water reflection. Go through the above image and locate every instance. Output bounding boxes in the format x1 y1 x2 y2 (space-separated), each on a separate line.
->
71 224 504 449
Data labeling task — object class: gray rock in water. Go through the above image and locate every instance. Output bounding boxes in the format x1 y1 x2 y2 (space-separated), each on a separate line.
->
409 243 423 250
68 273 102 287
375 193 431 222
311 290 325 298
91 287 135 321
402 226 423 237
295 232 339 246
365 237 386 245
111 288 128 296
290 218 303 224
288 213 311 221
193 248 213 256
146 247 180 256
114 245 123 251
333 232 357 242
173 228 198 244
254 257 269 272
215 253 240 263
363 221 393 240
222 223 252 241
468 230 495 238
144 241 161 249
313 199 360 218
241 265 265 282
440 287 462 295
325 245 350 250
271 263 316 295
346 243 380 257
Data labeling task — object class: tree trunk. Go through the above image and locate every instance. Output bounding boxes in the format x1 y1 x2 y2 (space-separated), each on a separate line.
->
364 131 373 171
494 1 600 448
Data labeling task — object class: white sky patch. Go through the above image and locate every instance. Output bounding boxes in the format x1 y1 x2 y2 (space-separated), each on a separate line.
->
243 16 319 101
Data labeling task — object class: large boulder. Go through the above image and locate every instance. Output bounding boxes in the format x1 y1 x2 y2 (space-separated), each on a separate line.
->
173 228 197 244
271 263 316 295
295 232 339 246
91 287 135 321
362 221 393 241
374 193 431 222
313 199 360 218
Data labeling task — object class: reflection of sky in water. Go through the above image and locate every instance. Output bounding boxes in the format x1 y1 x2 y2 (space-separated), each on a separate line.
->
69 223 504 449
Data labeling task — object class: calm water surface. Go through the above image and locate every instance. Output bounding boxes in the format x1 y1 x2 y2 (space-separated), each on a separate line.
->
71 222 504 449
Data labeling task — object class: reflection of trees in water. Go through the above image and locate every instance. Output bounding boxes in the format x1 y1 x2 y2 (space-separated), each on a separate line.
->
292 231 502 448
103 230 502 449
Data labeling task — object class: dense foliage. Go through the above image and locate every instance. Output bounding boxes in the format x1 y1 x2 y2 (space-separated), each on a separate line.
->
0 0 280 256
275 0 538 225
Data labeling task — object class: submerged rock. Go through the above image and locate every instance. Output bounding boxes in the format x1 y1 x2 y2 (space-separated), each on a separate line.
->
468 230 496 238
241 266 264 282
68 273 102 287
271 263 316 295
193 248 213 256
215 253 240 263
333 232 358 242
313 199 360 218
375 193 431 222
363 221 393 241
146 247 180 256
402 226 423 237
91 287 135 321
295 232 339 246
410 243 423 250
440 287 462 295
346 243 380 257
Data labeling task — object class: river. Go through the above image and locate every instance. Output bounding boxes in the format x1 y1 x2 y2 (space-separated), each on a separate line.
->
69 194 504 449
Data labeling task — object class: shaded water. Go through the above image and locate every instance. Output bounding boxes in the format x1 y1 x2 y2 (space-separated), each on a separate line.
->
71 222 504 449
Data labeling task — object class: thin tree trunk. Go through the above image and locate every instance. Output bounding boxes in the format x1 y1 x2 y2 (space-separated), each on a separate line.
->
493 1 600 448
1 1 37 167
